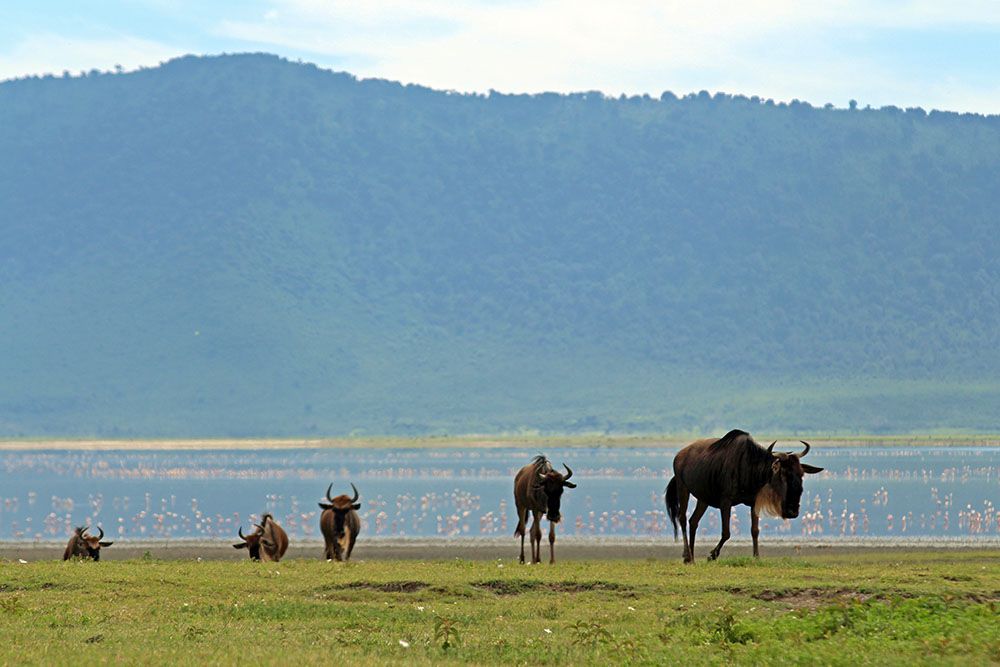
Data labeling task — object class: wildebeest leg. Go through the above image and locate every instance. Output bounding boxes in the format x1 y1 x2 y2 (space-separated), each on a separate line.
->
517 506 529 564
708 502 731 561
676 481 692 563
548 520 556 564
530 511 543 564
687 499 709 564
751 509 760 558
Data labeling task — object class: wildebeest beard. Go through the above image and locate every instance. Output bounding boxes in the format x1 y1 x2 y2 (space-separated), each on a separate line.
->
532 474 566 522
768 455 807 519
247 539 262 561
329 509 353 556
332 511 348 537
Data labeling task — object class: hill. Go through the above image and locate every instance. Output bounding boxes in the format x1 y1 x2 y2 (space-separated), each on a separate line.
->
2 53 1000 437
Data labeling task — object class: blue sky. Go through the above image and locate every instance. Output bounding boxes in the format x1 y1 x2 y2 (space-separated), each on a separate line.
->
3 1 1000 113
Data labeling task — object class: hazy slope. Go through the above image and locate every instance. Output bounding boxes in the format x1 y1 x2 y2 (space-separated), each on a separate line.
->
2 53 999 436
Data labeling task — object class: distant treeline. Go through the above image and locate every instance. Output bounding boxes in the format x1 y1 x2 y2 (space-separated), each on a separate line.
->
2 53 1000 437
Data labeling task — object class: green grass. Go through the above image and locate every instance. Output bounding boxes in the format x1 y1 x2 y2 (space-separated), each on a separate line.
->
1 552 998 665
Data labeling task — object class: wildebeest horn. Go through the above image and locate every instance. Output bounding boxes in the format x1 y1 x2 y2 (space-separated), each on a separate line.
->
238 526 246 540
562 464 573 481
350 483 359 503
326 483 335 503
798 440 811 458
96 526 104 540
767 441 776 454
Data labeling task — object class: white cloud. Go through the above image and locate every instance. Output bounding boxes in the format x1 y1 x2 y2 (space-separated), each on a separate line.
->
0 33 185 82
2 2 999 112
212 0 1000 112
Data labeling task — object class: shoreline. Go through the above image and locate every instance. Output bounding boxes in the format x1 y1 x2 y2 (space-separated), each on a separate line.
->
4 537 998 562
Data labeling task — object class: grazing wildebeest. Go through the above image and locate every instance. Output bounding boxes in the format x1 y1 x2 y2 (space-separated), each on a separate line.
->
232 513 289 562
666 429 823 562
513 455 577 564
319 483 361 562
63 526 114 561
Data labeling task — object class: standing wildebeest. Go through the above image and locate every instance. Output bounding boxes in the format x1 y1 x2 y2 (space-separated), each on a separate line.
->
666 429 823 562
63 526 114 561
232 513 289 562
513 455 577 564
319 483 361 562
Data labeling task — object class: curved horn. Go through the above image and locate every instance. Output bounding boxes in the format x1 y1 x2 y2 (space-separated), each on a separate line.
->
325 483 335 503
238 526 246 540
562 464 573 482
798 440 811 458
767 441 776 455
350 483 359 503
96 526 104 541
81 526 90 535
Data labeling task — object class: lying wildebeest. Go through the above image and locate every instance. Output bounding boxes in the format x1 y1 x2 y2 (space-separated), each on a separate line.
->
232 513 289 562
513 455 577 564
63 526 114 561
666 429 823 562
319 483 361 562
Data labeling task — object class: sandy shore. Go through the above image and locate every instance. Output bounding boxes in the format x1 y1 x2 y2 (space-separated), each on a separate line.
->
3 538 998 562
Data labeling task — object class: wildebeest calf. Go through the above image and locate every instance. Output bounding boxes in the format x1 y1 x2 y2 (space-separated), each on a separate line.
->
319 483 361 562
63 526 113 561
232 513 289 562
666 429 823 562
513 455 576 564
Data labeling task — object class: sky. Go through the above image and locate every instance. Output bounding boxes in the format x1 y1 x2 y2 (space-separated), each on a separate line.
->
3 1 1000 113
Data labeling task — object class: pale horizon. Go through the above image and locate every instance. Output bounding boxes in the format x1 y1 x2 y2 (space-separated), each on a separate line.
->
3 1 1000 114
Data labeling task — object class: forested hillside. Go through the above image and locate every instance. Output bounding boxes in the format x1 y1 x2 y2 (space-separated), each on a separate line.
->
2 53 999 437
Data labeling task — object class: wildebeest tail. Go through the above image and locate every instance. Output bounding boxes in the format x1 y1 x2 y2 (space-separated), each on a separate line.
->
665 477 679 541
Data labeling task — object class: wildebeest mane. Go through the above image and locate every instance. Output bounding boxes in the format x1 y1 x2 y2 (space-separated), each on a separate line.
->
531 455 552 474
530 455 553 505
711 429 773 463
709 429 775 499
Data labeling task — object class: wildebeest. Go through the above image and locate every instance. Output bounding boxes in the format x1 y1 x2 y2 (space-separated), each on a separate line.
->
232 513 289 562
319 483 361 562
63 526 114 561
513 455 577 564
665 429 823 562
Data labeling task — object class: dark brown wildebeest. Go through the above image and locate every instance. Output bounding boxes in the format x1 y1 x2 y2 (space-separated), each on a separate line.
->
63 526 114 561
666 429 823 562
319 483 361 562
232 513 289 562
513 455 577 564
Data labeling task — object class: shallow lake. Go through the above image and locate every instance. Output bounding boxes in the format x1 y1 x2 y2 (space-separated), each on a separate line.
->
0 445 997 543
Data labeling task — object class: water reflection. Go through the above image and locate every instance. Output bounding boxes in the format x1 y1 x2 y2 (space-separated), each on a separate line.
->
0 446 996 542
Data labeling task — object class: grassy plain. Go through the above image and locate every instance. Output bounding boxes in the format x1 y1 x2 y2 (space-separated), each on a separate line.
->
1 551 997 665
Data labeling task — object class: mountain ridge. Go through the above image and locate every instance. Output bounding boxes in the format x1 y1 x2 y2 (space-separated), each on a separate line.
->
2 53 999 437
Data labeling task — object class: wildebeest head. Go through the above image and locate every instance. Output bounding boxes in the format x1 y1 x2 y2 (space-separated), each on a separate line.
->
319 483 361 538
758 441 824 519
537 464 577 523
65 526 113 561
232 515 273 561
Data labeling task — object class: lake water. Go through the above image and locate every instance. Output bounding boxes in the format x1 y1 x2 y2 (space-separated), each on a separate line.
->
0 446 997 543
